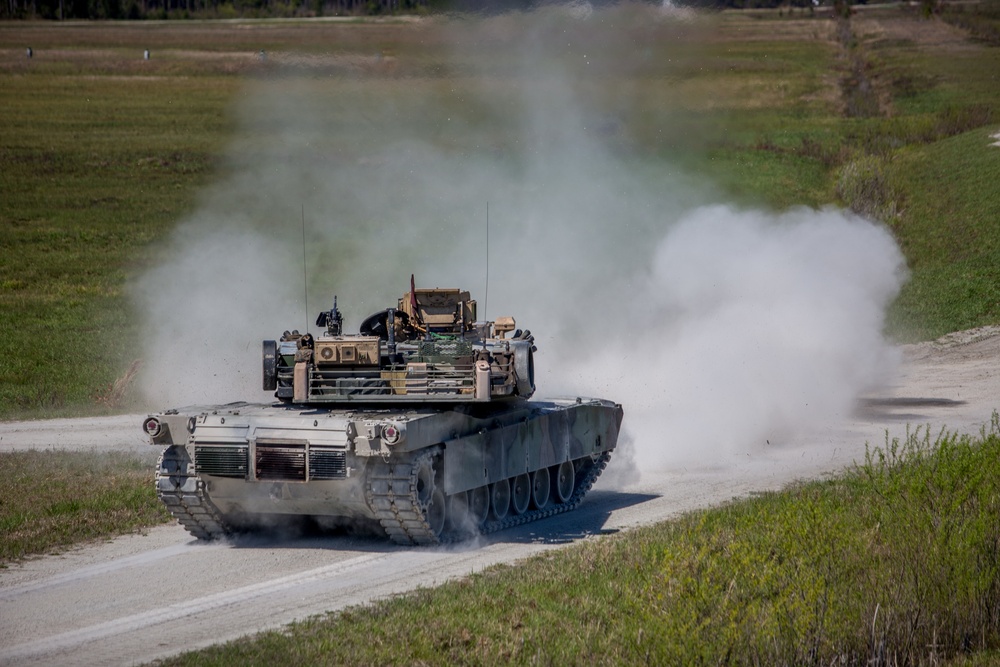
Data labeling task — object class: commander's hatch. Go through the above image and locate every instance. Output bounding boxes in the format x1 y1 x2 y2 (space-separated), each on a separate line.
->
399 287 477 335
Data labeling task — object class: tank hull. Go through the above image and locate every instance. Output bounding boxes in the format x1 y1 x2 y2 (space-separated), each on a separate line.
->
148 397 622 545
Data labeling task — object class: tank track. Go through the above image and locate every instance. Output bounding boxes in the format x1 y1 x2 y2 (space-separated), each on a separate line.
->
155 445 231 540
157 443 611 546
365 448 446 546
365 450 612 546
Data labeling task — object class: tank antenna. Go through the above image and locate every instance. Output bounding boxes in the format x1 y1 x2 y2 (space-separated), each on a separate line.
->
302 204 309 335
484 201 490 324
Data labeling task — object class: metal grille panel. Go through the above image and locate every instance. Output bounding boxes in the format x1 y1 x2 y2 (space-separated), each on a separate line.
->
256 444 306 481
309 448 347 480
194 446 248 479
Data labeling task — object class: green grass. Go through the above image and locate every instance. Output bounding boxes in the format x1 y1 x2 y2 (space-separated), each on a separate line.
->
0 450 169 564
886 127 1000 339
2 11 1000 417
155 418 1000 666
0 27 238 419
689 9 1000 342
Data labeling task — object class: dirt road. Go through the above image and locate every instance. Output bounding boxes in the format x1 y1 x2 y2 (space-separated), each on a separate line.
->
2 328 998 666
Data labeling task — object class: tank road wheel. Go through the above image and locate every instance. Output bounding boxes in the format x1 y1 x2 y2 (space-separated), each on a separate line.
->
414 455 446 540
511 473 531 515
469 485 490 527
446 491 470 533
490 479 511 520
426 487 447 538
553 461 575 504
415 458 435 508
530 469 551 510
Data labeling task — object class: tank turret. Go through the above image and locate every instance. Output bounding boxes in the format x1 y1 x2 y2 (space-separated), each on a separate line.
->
263 278 536 404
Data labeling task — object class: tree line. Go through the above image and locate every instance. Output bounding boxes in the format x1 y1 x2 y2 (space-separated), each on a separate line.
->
2 0 852 22
3 0 431 20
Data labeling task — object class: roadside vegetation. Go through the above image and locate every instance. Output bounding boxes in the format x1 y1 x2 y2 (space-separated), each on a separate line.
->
0 450 168 564
155 417 1000 665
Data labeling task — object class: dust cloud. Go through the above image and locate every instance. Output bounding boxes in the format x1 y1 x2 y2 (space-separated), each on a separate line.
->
134 4 906 473
551 205 905 470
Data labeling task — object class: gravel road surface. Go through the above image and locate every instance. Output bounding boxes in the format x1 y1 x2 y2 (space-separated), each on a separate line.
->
2 327 998 666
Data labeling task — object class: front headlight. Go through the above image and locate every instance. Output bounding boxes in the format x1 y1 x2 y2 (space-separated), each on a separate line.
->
143 417 162 437
381 423 404 446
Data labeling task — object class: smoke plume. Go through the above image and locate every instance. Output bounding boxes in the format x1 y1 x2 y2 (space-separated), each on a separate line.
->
134 4 906 473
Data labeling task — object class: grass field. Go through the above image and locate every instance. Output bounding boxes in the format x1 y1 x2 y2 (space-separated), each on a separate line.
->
0 22 244 418
2 8 999 420
0 450 167 564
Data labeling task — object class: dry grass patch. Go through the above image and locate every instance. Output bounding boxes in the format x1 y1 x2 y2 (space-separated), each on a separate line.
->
714 12 838 42
855 11 984 53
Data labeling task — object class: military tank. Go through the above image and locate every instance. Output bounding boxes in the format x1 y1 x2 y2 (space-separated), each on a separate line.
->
144 279 623 545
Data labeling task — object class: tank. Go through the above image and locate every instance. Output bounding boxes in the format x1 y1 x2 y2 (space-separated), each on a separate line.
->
144 279 623 545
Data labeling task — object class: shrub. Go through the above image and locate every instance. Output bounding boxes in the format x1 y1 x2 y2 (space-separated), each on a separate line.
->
836 154 900 222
